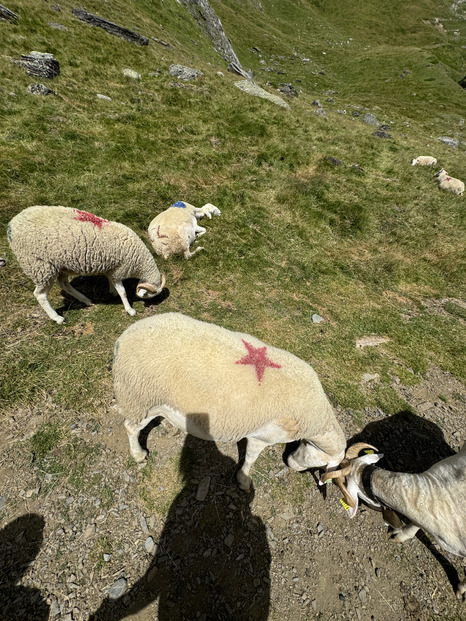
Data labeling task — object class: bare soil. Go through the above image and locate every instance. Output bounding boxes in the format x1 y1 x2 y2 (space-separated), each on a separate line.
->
0 367 465 621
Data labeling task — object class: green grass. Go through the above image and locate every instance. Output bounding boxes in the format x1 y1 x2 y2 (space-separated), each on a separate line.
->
0 0 465 427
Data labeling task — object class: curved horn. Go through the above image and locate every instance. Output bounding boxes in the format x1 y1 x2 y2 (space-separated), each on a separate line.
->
160 273 166 290
321 458 352 484
334 478 356 508
137 282 157 294
345 442 378 460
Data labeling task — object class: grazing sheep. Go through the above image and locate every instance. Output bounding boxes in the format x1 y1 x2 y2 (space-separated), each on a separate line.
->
113 312 346 491
8 205 166 324
411 156 437 167
341 444 466 600
148 201 220 260
435 169 465 196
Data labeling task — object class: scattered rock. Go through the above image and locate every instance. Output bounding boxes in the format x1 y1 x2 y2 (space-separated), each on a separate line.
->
0 3 17 22
48 22 68 31
373 129 391 138
362 373 380 383
278 83 298 98
311 313 325 324
144 536 155 553
72 8 149 45
123 68 141 79
96 93 112 101
311 99 322 108
234 80 290 109
315 108 327 118
196 476 211 501
362 113 379 126
169 64 204 80
12 52 60 79
151 37 171 48
228 62 252 80
108 577 128 601
27 83 56 96
438 136 459 149
327 157 343 166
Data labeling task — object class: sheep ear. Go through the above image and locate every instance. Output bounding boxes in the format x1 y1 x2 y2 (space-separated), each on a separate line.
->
346 480 360 518
137 287 148 297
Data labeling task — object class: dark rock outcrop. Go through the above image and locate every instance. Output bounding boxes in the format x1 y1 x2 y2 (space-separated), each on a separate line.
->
180 0 240 66
72 9 149 45
12 52 60 79
0 3 17 22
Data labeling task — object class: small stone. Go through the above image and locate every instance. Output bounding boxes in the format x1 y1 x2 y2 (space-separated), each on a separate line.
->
312 313 324 324
169 64 203 80
0 495 6 510
362 113 379 126
315 108 327 117
145 536 155 553
196 476 210 501
28 83 55 96
108 577 127 601
362 373 379 383
373 129 391 139
49 23 68 31
140 515 149 533
225 533 234 547
103 553 111 562
438 136 458 149
359 587 367 602
123 68 141 79
311 599 317 611
97 94 112 101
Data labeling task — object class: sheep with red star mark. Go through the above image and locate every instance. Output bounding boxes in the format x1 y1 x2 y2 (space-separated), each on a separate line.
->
8 205 166 324
113 312 346 492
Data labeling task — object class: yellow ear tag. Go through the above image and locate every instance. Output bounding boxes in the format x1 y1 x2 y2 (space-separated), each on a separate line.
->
340 499 350 511
363 450 374 455
324 478 333 484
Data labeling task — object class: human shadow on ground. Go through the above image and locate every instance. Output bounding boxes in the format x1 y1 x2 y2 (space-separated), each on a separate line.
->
348 410 460 593
90 434 271 621
0 513 49 620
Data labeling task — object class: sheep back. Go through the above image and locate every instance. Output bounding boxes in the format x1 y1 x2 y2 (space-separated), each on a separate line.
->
148 206 197 257
113 313 340 444
8 205 153 285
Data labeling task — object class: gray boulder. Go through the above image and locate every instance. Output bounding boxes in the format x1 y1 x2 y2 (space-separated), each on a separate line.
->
169 64 204 80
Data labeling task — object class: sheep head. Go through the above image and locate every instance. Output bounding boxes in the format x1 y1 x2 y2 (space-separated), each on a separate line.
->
320 442 379 509
136 274 166 298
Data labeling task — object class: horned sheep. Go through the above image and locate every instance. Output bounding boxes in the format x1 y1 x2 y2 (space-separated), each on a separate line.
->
148 201 220 260
8 205 166 324
435 169 465 196
411 156 437 167
113 312 347 491
340 443 466 600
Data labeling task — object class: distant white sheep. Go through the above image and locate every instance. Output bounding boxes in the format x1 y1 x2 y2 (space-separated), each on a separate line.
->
343 444 466 601
8 205 166 324
148 201 220 260
411 156 437 167
435 169 464 196
113 312 347 491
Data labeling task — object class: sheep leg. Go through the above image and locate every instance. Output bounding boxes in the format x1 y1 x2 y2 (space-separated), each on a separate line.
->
195 225 206 238
34 283 65 325
457 579 466 601
390 522 420 543
107 278 118 297
237 437 269 491
57 274 92 306
110 280 136 316
183 246 205 259
124 415 158 462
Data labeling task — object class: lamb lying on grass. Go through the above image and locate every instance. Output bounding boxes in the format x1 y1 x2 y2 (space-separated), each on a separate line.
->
342 444 466 600
148 201 220 259
8 205 166 324
411 156 437 167
434 169 464 196
113 312 347 491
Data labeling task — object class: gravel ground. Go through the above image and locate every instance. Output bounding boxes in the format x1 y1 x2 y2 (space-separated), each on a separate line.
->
0 367 465 621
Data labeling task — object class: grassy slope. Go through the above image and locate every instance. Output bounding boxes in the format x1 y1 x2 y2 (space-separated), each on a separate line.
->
0 0 465 421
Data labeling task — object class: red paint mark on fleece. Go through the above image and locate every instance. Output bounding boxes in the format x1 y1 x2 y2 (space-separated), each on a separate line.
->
156 225 168 239
73 210 108 228
235 339 282 385
445 177 452 181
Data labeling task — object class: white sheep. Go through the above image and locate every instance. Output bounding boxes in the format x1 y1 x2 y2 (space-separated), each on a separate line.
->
113 312 346 491
8 205 166 324
411 156 437 167
148 201 221 260
435 169 465 196
343 444 466 600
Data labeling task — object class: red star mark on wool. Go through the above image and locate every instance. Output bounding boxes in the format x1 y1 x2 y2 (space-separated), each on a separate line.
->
73 209 108 228
236 339 282 384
